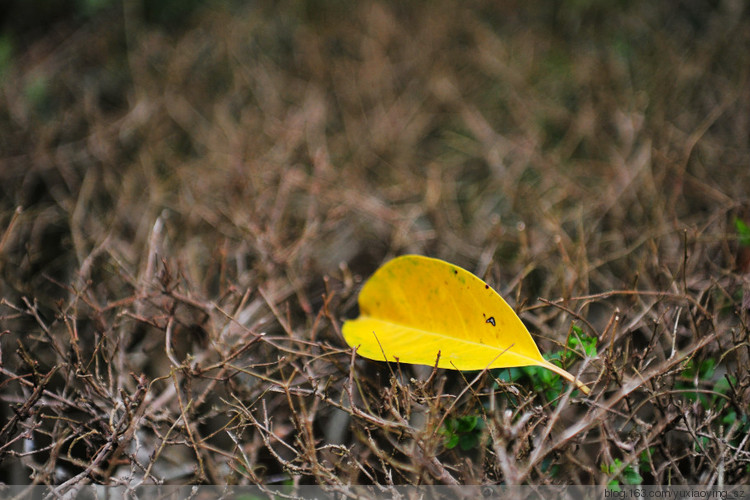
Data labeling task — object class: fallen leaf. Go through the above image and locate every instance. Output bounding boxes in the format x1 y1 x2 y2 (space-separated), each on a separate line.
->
342 255 591 395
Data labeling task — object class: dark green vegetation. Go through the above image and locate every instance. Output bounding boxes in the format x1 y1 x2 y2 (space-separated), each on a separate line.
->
1 0 749 489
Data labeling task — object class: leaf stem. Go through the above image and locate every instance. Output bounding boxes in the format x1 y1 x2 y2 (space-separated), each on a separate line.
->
538 359 591 395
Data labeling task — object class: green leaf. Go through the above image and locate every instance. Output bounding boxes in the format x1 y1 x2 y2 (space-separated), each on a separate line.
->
455 415 479 433
735 217 750 247
639 447 655 473
459 432 480 451
608 480 622 491
623 467 643 485
602 458 642 487
440 415 484 451
540 456 560 477
568 326 598 358
444 433 459 450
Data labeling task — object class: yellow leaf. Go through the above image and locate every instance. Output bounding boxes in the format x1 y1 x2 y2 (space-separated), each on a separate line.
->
342 255 591 395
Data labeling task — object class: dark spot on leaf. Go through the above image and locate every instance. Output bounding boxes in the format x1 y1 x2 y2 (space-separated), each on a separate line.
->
486 316 496 327
485 284 489 289
453 269 457 274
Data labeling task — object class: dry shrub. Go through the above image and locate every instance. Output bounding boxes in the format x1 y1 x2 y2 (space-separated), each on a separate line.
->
1 0 749 489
